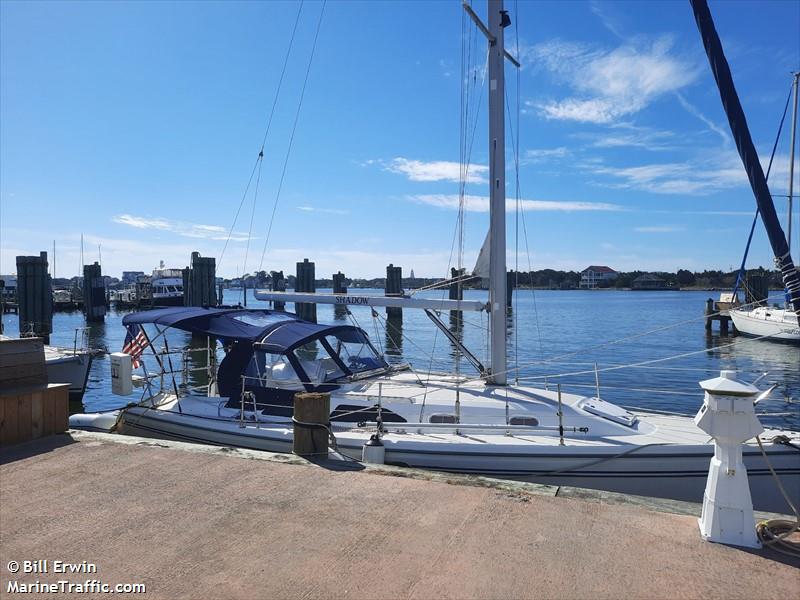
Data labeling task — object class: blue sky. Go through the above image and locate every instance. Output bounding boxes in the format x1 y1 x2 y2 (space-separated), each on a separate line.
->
1 0 798 279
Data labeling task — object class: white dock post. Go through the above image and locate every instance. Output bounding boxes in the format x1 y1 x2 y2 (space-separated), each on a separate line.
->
110 352 133 396
694 370 763 548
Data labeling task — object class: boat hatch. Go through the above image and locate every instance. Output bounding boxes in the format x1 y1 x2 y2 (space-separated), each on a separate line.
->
331 404 406 423
429 414 457 424
582 399 638 427
510 416 539 426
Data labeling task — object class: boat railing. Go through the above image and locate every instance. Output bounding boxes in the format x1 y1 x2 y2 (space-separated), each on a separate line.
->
138 344 218 398
72 327 90 354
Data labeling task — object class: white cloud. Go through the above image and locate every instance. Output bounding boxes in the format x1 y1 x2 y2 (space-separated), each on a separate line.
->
524 147 570 162
584 150 798 196
113 215 171 230
525 36 698 124
296 205 350 215
408 194 623 213
590 1 625 39
675 93 730 145
633 225 686 233
579 122 679 150
384 158 488 184
113 214 251 241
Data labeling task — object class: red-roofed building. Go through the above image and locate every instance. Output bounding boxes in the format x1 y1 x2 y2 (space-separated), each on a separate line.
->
580 266 618 289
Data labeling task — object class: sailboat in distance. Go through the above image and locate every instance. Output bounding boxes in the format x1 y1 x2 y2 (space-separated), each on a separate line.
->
73 1 800 513
728 72 800 342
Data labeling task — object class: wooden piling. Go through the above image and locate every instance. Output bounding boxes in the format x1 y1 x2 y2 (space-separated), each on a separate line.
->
704 297 733 335
385 264 403 319
292 391 330 457
16 252 53 341
295 259 316 322
745 274 768 306
332 272 347 294
506 270 515 308
448 267 464 337
449 267 464 301
184 252 218 307
271 271 286 311
135 278 153 309
83 262 106 323
333 272 347 319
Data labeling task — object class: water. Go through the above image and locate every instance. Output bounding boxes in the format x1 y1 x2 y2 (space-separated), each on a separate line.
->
4 289 798 429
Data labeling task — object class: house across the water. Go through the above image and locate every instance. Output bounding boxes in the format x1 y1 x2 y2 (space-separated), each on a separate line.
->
579 266 618 289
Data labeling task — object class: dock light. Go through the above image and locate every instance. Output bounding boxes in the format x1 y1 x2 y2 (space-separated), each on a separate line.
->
694 370 763 548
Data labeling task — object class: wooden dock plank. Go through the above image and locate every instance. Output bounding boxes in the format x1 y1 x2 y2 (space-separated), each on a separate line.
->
43 390 55 436
16 393 32 444
0 384 69 446
2 396 19 445
30 390 43 439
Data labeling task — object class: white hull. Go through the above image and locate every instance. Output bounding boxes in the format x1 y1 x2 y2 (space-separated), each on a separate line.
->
98 375 800 514
729 307 800 342
44 348 92 401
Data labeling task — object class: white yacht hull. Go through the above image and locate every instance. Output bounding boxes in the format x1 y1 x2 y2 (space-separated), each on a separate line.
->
45 351 92 401
111 391 800 514
730 307 800 342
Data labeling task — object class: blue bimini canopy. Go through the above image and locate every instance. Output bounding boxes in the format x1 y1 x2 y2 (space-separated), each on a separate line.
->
122 307 300 342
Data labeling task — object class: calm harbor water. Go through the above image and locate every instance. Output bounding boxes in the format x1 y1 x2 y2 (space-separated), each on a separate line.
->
4 288 799 429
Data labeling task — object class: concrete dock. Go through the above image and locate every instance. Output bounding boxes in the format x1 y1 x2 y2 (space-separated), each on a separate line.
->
1 432 798 599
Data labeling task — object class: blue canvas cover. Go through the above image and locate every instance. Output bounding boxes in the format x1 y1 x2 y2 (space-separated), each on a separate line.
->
257 322 366 353
122 307 300 341
122 307 370 351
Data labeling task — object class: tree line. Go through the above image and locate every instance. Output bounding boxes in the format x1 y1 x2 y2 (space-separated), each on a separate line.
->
230 267 782 291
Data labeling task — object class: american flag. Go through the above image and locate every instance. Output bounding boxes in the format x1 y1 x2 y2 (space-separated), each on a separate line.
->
122 323 148 368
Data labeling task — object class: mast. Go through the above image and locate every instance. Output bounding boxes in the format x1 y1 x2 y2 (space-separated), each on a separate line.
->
487 0 508 385
788 72 799 256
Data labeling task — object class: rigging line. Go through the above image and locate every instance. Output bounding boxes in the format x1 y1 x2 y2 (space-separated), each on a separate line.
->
461 52 489 197
411 274 478 294
529 291 788 366
243 156 264 276
422 6 471 408
258 0 327 271
442 292 790 386
547 382 703 397
220 2 304 270
513 2 521 382
219 156 260 268
504 84 545 363
733 82 793 296
475 327 784 385
427 52 488 299
519 362 749 373
421 40 465 400
258 0 305 155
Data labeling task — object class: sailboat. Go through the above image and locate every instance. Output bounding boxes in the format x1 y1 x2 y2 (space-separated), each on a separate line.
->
71 1 799 513
728 72 800 343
